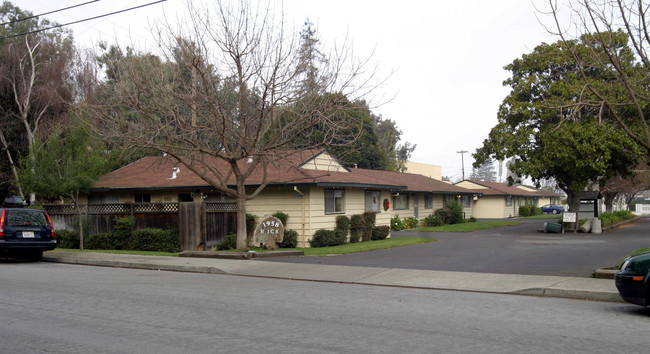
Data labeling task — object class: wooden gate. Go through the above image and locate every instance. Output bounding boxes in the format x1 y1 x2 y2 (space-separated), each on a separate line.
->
178 201 206 251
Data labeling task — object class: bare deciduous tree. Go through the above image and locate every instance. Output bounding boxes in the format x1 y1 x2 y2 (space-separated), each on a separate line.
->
87 0 381 249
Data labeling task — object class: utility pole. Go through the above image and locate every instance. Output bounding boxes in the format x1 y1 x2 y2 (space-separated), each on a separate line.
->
457 150 468 180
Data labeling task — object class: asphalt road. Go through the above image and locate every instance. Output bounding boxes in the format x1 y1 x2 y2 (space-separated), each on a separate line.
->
265 217 650 277
1 262 648 353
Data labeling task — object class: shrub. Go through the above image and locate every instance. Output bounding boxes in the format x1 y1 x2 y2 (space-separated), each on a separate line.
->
113 215 136 250
350 214 364 229
85 232 118 250
311 229 346 248
391 215 404 230
362 212 376 241
335 215 350 232
278 229 298 248
519 205 531 217
434 207 453 225
56 230 80 249
371 225 390 240
422 214 441 227
129 228 180 253
402 217 418 229
614 210 634 219
349 229 361 243
447 201 464 224
217 233 237 250
469 216 477 223
272 211 288 226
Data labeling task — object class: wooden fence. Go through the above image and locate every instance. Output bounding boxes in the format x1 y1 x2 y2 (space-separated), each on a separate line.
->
44 202 237 248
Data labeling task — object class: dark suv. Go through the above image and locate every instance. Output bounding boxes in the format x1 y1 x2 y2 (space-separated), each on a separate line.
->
0 208 56 261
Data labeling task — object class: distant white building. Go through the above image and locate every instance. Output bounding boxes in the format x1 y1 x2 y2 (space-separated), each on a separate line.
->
403 161 442 180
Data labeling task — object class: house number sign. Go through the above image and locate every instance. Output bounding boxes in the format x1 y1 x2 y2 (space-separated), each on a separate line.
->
252 215 284 249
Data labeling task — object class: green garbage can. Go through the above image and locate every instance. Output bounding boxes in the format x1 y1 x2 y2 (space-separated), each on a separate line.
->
543 222 562 233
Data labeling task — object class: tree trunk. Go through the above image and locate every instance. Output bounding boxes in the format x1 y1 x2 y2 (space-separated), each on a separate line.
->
566 190 581 217
602 191 617 214
235 194 248 251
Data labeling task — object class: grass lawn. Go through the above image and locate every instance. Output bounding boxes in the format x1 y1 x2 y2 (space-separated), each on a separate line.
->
296 237 436 256
408 220 523 232
522 214 563 220
52 237 436 257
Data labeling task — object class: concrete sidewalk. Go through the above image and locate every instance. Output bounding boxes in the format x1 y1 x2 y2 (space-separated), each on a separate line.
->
42 250 623 303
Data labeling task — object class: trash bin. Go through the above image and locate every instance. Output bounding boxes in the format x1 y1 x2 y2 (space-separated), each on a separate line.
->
543 222 562 233
591 218 602 234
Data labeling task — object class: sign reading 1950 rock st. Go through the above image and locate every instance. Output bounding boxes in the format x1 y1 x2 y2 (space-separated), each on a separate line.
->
252 215 284 249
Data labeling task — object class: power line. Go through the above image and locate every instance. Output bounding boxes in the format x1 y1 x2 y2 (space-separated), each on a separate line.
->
0 0 167 40
0 1 100 26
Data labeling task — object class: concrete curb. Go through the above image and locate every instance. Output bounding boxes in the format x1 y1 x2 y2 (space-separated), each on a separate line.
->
42 251 624 303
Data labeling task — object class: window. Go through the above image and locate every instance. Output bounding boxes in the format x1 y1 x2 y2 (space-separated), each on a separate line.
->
178 193 194 202
424 194 433 209
393 194 409 210
462 195 471 207
325 190 345 214
506 195 512 206
134 193 151 203
442 195 452 207
365 191 381 212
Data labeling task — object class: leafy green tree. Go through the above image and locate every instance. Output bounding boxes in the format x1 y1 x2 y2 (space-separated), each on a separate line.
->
469 160 497 181
0 2 76 202
546 1 650 156
19 116 108 249
474 38 643 213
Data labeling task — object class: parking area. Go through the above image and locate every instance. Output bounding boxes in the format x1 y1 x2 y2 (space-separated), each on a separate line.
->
264 217 650 277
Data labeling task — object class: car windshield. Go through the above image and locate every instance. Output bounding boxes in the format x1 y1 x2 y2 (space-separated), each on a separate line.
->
5 210 47 227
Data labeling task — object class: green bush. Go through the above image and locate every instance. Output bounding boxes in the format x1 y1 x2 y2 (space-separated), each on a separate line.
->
468 216 477 222
350 214 364 242
113 215 136 250
278 229 298 248
422 214 441 227
217 233 237 250
336 215 350 232
56 229 80 249
272 211 288 226
371 225 390 240
434 207 453 225
390 215 404 230
447 201 464 224
129 228 180 253
85 232 118 250
362 212 376 241
311 229 346 248
614 210 634 219
402 217 418 229
349 229 362 243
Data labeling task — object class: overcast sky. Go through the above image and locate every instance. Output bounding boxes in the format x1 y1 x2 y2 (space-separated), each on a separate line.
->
15 0 561 181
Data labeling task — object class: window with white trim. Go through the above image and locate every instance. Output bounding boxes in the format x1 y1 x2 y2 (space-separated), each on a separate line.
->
424 194 433 209
325 190 345 214
365 191 381 212
393 194 409 210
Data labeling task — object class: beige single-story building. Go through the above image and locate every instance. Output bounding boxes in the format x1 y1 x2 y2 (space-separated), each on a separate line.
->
455 180 563 219
86 150 479 246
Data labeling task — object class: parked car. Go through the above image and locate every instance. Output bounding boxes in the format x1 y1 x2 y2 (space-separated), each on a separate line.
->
615 252 650 306
0 208 56 261
540 204 564 214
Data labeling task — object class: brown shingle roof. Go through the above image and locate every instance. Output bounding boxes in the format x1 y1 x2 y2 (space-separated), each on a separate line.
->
92 150 479 195
459 180 562 197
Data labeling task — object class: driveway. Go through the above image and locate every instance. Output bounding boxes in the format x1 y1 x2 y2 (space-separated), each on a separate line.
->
264 217 650 277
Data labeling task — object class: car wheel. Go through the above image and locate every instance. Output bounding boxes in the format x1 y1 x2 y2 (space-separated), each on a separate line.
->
552 210 558 214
